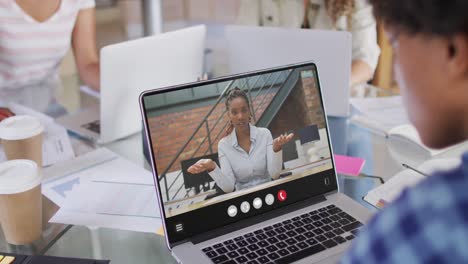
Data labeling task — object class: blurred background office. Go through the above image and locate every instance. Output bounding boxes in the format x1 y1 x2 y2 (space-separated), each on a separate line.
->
52 0 398 115
237 0 380 88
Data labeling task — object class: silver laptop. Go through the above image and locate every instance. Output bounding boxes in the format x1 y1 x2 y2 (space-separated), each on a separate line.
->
140 62 371 264
57 25 206 144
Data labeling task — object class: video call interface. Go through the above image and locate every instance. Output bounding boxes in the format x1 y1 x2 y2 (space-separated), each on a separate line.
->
144 66 333 219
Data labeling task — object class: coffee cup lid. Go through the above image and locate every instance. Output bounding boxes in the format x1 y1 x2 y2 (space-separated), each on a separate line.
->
0 160 41 194
0 115 44 140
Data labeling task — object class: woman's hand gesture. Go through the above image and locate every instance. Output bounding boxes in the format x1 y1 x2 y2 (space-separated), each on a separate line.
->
187 159 216 174
273 133 294 152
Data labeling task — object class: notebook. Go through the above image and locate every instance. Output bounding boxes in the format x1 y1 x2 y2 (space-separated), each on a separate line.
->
363 158 462 209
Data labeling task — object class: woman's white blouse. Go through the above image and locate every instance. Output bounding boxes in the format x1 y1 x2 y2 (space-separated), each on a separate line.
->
208 124 283 192
237 0 381 73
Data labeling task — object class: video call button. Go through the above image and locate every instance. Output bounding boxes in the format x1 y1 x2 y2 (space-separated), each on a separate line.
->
253 198 262 209
265 194 275 205
277 190 287 202
227 205 238 217
240 201 251 213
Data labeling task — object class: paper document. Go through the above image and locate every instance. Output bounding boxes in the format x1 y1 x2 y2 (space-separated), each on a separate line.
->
42 148 153 206
41 124 75 166
51 180 161 233
351 96 404 113
44 148 162 234
350 97 448 163
61 181 158 218
0 103 74 166
350 96 409 134
42 148 118 206
364 158 462 209
387 125 445 158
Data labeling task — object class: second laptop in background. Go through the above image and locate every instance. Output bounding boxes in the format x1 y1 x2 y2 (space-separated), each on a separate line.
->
57 25 206 144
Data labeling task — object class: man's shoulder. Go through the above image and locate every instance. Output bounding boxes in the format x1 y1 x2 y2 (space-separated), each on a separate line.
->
366 164 468 241
341 165 468 263
416 165 468 202
391 165 468 216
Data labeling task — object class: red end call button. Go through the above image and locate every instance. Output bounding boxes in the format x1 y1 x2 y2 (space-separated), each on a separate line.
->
277 190 287 202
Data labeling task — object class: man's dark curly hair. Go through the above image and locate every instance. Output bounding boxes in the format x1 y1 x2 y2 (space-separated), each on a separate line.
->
369 0 468 36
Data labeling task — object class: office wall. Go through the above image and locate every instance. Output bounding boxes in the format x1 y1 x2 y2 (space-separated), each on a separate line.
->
147 74 324 174
269 74 326 137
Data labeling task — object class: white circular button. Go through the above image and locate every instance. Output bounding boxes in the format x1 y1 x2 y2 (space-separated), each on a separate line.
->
265 194 274 205
253 197 262 209
227 205 238 217
240 201 250 213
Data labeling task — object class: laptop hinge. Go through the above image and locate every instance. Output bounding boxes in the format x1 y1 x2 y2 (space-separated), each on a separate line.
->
190 194 327 244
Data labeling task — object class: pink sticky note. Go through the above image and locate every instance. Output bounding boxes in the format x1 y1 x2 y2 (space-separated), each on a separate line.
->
333 154 366 176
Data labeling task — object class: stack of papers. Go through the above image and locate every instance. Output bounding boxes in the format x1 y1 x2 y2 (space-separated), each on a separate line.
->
0 103 75 167
43 148 162 234
350 96 409 135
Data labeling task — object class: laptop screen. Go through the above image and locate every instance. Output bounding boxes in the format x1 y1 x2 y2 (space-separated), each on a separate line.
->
141 62 337 244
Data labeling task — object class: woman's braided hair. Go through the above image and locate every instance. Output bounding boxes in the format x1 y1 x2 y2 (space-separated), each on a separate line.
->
223 87 251 137
225 87 250 111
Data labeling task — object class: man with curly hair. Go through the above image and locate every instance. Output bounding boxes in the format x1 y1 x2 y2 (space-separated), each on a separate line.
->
341 0 468 263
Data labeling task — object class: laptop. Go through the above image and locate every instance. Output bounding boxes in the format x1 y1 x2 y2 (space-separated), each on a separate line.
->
225 25 351 117
57 25 206 144
140 62 371 264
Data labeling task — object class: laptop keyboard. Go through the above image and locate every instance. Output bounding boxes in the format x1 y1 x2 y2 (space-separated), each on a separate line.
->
202 205 362 264
81 120 100 134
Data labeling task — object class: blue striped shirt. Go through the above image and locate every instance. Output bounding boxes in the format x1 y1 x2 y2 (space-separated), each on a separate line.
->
341 152 468 264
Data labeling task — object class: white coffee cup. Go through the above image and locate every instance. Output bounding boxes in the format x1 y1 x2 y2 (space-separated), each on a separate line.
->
0 115 44 166
0 160 42 245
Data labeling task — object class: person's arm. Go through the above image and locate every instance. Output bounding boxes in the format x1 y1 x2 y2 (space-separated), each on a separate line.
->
208 148 236 193
71 7 100 91
187 144 236 193
267 131 284 180
349 0 381 86
350 59 374 86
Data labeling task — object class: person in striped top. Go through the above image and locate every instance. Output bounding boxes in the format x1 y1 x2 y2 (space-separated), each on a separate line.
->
0 0 99 119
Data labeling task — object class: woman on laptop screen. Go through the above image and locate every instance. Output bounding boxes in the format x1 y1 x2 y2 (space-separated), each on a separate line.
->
188 87 294 192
